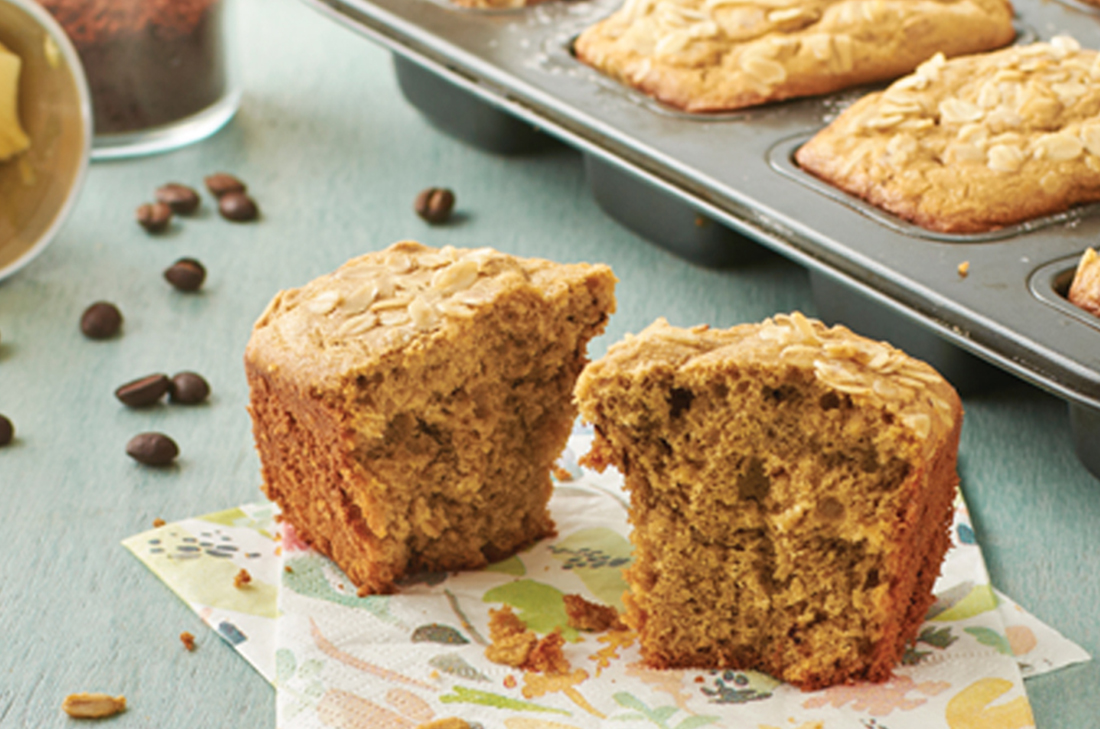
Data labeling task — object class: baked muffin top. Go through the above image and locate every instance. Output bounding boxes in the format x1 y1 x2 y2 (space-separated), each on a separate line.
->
797 37 1100 232
575 0 1014 112
576 312 960 455
247 241 614 386
1069 247 1100 318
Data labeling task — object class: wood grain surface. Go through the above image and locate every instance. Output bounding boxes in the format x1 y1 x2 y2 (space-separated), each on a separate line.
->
0 0 1096 726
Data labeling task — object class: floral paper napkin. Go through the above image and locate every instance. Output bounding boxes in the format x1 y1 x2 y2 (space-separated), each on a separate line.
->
124 431 1089 729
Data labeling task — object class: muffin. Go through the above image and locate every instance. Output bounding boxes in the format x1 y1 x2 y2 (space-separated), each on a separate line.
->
1068 247 1100 318
574 0 1014 113
575 313 962 689
246 241 616 594
797 37 1100 233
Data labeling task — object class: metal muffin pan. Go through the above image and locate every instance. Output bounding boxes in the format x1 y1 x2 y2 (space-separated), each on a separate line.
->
301 0 1100 480
393 55 553 154
392 54 762 266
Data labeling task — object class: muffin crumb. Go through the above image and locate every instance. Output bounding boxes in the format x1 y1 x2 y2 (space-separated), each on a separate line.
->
414 719 471 729
563 594 623 632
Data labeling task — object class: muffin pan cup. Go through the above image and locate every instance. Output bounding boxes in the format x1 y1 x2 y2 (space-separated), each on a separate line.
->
301 0 1100 480
393 54 553 155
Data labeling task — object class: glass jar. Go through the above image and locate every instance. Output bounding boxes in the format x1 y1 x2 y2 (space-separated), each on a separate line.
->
36 0 240 159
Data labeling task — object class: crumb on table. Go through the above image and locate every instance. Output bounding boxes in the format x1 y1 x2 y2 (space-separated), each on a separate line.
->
957 261 970 278
180 631 196 651
61 693 126 719
152 518 166 528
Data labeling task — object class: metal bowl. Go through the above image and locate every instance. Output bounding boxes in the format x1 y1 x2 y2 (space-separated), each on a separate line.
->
0 0 91 282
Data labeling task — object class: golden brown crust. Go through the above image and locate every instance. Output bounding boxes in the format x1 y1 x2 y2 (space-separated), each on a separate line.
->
1068 248 1100 317
574 0 1014 113
575 313 962 690
797 38 1100 233
246 242 616 594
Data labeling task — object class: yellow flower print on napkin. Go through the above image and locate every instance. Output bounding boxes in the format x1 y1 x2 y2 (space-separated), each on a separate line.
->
523 669 605 718
946 678 1035 729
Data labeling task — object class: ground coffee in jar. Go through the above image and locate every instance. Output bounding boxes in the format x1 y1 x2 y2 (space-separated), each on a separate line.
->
37 0 232 138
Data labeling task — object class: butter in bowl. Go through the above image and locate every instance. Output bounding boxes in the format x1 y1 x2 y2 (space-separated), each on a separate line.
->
0 0 90 283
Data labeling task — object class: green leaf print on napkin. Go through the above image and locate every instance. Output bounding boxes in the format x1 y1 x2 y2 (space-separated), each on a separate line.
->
274 648 325 719
484 580 579 641
548 528 632 611
428 653 490 682
486 555 527 577
610 692 719 729
284 552 400 625
928 582 997 622
964 627 1014 655
440 686 571 715
918 626 959 650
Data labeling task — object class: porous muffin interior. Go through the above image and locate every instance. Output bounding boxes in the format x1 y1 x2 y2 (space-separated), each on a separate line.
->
344 286 598 573
577 316 961 689
599 367 916 683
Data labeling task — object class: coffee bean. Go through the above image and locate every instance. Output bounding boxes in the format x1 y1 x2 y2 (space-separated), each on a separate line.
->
219 191 259 222
0 414 13 446
136 201 173 233
156 183 201 215
126 432 179 466
205 173 246 198
115 374 171 408
169 372 210 405
414 188 456 224
164 258 206 292
81 302 123 339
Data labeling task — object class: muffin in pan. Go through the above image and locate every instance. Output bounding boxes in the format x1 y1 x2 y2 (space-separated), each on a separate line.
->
1069 247 1100 318
574 0 1015 113
797 37 1100 234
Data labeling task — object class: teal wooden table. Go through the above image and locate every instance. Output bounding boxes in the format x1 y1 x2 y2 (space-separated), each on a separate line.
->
0 0 1097 725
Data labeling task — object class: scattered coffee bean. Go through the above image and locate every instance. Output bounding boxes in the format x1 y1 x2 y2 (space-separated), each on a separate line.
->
136 201 173 233
80 302 123 339
218 191 259 222
155 183 201 215
164 258 206 292
0 414 13 446
204 172 246 198
169 372 210 405
414 187 456 224
115 374 171 408
126 432 179 467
